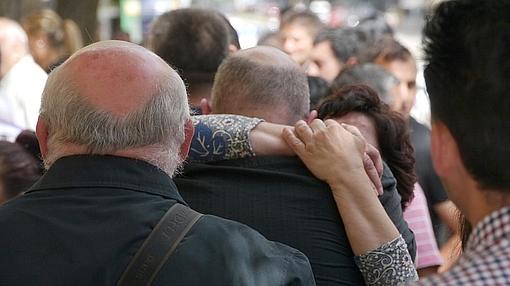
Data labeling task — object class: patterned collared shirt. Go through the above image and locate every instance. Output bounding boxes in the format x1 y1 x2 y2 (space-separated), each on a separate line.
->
416 206 510 285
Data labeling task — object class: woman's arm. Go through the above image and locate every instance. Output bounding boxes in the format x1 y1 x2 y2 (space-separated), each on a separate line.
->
282 119 417 285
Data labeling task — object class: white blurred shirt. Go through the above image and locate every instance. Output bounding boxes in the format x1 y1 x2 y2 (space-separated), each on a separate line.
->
0 55 47 131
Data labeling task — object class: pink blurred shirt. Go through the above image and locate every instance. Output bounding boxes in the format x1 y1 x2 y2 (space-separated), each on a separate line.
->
404 183 443 269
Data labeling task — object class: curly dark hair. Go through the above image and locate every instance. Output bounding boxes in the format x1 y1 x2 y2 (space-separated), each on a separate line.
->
316 84 416 209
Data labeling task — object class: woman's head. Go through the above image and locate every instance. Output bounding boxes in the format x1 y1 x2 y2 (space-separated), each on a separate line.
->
317 85 416 209
22 9 83 71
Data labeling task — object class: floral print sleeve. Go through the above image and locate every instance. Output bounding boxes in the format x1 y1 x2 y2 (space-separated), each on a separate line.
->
354 235 418 286
189 115 263 162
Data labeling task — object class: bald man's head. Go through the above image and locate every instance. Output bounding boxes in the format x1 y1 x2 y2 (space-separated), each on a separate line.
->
0 18 29 77
39 41 190 174
212 46 309 125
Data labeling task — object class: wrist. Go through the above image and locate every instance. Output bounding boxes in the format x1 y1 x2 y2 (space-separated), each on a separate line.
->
328 169 377 202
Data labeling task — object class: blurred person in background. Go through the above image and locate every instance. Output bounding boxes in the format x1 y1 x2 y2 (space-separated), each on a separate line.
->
22 9 83 73
355 13 394 47
148 8 239 113
307 27 360 83
279 10 324 71
369 37 417 116
0 18 47 131
362 37 461 259
329 64 401 112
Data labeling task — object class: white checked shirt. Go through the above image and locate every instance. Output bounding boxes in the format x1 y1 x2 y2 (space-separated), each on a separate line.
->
416 206 510 285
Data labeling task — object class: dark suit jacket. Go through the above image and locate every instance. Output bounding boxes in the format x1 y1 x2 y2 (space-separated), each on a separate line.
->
0 155 315 286
175 156 416 286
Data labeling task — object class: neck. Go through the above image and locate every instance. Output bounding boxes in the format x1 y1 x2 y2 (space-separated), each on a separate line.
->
39 49 62 71
463 188 510 226
188 84 212 107
45 143 177 177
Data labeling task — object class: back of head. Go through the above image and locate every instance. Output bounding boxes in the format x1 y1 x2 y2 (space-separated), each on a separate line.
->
314 27 363 63
149 8 231 87
330 63 399 105
424 0 510 191
22 10 83 57
317 85 415 208
0 141 41 203
40 40 190 175
211 46 309 125
356 13 393 45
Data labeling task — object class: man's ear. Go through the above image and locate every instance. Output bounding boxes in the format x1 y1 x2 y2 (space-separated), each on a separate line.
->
35 117 49 160
200 98 212 115
228 44 239 54
179 119 194 160
431 121 460 177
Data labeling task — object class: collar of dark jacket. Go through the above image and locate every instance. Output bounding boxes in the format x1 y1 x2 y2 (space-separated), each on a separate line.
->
27 154 186 204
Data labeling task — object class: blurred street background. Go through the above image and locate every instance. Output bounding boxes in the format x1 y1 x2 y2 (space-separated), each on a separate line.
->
0 0 442 55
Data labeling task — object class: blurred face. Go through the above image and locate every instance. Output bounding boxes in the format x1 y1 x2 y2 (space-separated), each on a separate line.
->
332 112 378 149
281 24 314 66
308 40 343 83
378 58 417 116
27 32 50 68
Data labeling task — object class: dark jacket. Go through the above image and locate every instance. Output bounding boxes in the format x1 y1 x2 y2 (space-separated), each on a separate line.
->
0 155 315 286
175 156 416 286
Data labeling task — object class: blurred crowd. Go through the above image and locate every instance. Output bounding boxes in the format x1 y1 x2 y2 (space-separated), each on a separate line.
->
0 1 509 285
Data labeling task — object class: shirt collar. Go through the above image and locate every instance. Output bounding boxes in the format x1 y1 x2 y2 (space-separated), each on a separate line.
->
466 206 510 251
27 155 186 204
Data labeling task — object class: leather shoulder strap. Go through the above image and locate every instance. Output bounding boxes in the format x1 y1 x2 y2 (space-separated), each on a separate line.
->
117 203 203 286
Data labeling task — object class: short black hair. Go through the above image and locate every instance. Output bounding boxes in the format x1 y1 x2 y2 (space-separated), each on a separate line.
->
314 27 363 63
424 0 510 191
217 13 241 50
149 8 231 86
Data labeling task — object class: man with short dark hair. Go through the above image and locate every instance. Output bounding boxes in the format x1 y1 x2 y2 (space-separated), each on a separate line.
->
148 8 238 110
176 46 415 286
308 27 360 83
0 41 315 285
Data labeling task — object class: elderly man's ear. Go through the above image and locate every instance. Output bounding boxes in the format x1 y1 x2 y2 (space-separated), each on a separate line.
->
228 44 239 54
36 117 49 160
179 119 195 160
199 98 212 115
